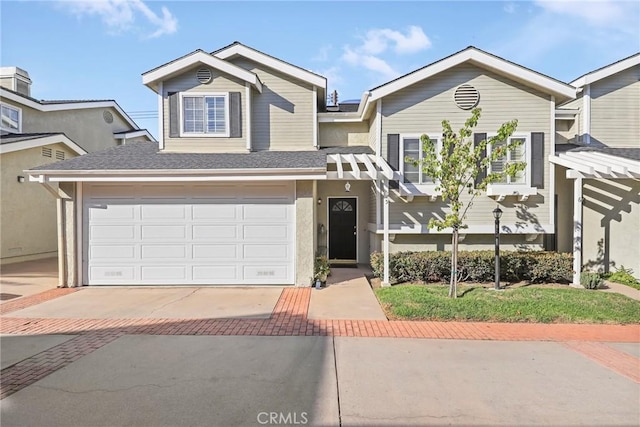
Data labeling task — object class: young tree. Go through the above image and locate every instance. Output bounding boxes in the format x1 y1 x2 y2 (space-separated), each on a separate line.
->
407 108 525 298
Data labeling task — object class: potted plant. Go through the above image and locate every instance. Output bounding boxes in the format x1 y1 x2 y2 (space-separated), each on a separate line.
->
314 256 331 288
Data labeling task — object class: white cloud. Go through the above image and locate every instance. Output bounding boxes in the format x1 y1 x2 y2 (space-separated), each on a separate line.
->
361 26 431 55
503 2 517 14
312 45 333 62
534 0 634 30
341 46 400 80
60 0 177 38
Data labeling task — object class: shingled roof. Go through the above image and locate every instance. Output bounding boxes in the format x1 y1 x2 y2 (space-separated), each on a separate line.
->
29 141 373 172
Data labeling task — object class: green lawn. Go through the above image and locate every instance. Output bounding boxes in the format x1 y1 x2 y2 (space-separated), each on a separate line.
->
375 285 640 324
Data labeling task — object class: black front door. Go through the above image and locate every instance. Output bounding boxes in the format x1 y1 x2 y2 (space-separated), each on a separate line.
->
328 197 357 261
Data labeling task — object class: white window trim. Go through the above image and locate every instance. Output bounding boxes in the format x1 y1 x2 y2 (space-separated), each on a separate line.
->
0 103 22 133
178 92 230 138
487 133 534 192
399 133 442 190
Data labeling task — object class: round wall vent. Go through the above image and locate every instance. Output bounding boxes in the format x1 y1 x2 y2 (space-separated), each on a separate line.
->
196 68 212 84
453 84 480 110
103 110 114 124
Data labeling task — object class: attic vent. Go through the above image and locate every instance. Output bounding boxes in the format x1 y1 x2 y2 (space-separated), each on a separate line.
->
453 84 480 110
196 68 212 84
42 147 52 157
103 110 114 124
55 150 65 161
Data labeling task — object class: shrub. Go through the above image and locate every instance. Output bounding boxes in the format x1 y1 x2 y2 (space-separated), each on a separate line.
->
314 256 330 282
580 272 604 290
370 250 572 285
606 266 640 289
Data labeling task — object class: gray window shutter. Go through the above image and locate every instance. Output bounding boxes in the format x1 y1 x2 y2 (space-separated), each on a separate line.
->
229 92 242 138
474 133 487 187
531 132 544 189
387 134 400 189
168 92 179 138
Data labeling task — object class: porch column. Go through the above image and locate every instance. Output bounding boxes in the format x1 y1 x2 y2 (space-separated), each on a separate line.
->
382 178 390 286
572 176 583 286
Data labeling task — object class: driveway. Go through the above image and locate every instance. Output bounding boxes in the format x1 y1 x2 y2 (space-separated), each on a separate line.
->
0 258 58 302
1 335 638 426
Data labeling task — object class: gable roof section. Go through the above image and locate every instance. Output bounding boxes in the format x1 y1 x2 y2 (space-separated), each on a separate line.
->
359 46 576 117
570 52 640 88
0 87 140 130
113 129 156 142
142 49 263 93
212 42 327 89
0 132 87 155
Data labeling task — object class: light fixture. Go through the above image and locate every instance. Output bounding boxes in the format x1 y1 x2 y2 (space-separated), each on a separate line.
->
17 176 25 183
493 205 503 290
317 198 322 205
345 181 351 192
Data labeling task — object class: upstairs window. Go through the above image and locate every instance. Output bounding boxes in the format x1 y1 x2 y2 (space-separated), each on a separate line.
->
1 103 21 132
180 93 229 137
489 136 528 184
401 135 441 185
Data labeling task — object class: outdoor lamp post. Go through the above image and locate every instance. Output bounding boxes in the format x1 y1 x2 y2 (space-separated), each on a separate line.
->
493 205 503 290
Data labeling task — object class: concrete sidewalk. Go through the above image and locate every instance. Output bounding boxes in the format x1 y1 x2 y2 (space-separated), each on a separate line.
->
1 335 637 426
0 258 58 303
308 266 387 320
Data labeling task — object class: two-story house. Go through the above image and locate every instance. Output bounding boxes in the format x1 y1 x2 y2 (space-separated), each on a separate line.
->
0 66 154 265
26 42 638 287
551 53 640 282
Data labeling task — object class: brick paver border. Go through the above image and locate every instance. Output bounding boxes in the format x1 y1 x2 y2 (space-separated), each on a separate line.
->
1 287 639 399
0 288 79 315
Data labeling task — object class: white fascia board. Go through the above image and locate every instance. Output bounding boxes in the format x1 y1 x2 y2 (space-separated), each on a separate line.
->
570 54 640 87
213 44 326 89
317 113 362 123
114 129 156 142
28 167 327 178
34 173 328 183
368 48 576 103
0 89 140 130
367 223 553 234
142 51 263 93
2 134 87 155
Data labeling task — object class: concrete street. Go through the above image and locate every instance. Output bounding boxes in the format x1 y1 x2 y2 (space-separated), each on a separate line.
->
1 335 638 426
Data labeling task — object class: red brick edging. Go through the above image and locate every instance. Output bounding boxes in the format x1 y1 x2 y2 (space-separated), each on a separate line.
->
0 288 79 315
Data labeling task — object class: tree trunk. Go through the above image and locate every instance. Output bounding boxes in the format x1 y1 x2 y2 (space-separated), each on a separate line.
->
449 228 458 298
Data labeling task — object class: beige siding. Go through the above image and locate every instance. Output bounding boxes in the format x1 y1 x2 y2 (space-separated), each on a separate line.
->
590 65 640 147
556 96 581 145
0 143 78 263
318 122 368 147
582 178 640 278
2 99 130 153
381 63 552 229
162 68 247 153
231 58 314 151
368 114 378 152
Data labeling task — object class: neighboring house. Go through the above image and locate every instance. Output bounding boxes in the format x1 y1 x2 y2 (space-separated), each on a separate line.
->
0 66 154 265
26 43 638 287
550 53 640 282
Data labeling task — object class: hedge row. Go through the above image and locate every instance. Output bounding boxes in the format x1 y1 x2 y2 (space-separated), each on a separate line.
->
370 250 572 284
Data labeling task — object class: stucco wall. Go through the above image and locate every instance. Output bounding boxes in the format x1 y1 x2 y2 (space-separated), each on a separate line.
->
316 180 371 264
295 181 315 286
582 178 640 278
318 122 369 147
0 143 77 263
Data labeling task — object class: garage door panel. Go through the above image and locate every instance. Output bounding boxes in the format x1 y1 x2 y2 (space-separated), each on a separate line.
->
90 225 136 240
243 244 288 260
193 244 238 259
88 204 136 220
244 265 290 281
243 224 290 240
141 266 187 281
141 245 187 259
192 265 238 281
192 225 238 240
90 245 136 259
86 183 294 285
141 225 186 240
141 205 186 220
90 266 135 282
192 204 237 220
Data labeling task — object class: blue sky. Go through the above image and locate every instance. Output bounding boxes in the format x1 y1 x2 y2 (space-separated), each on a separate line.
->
2 1 638 137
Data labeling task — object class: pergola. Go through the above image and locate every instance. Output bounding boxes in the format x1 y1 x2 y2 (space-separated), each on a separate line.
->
549 148 640 285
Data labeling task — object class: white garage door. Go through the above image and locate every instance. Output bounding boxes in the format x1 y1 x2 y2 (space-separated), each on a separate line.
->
84 183 295 285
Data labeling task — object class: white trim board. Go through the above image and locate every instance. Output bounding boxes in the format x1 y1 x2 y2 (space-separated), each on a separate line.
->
114 129 156 142
1 134 87 155
571 53 640 87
